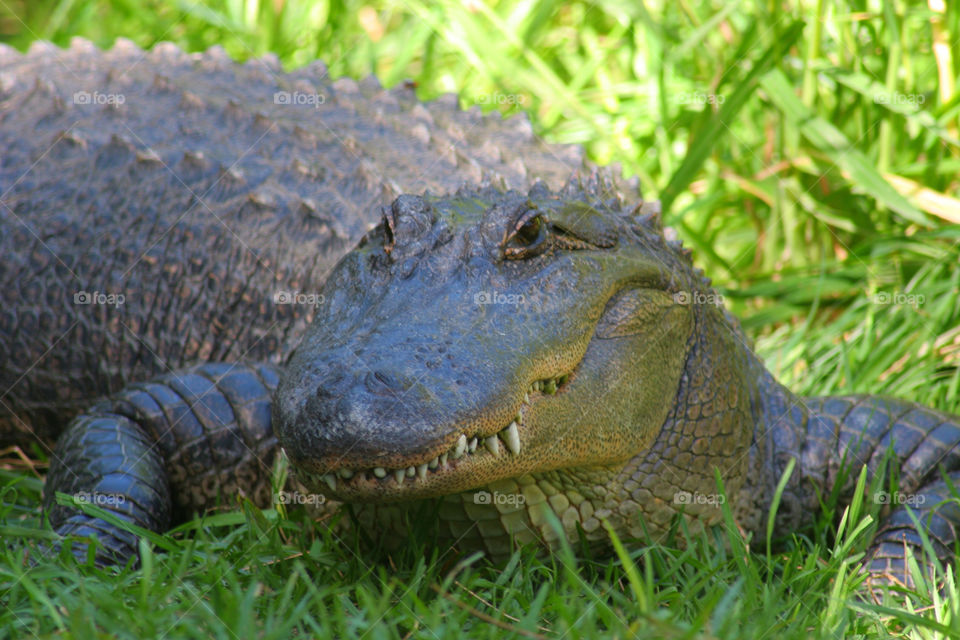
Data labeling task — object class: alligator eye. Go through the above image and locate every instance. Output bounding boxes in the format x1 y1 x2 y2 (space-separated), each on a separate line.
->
381 206 397 255
503 208 548 259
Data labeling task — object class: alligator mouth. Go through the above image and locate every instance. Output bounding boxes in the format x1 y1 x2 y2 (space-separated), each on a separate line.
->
313 372 572 496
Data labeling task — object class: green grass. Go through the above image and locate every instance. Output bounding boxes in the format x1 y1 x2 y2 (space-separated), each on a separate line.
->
2 0 959 637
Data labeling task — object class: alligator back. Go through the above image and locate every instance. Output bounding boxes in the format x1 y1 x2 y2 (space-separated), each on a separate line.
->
0 38 598 446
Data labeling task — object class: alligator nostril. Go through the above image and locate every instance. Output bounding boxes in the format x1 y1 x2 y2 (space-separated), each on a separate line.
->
313 370 346 397
365 370 409 395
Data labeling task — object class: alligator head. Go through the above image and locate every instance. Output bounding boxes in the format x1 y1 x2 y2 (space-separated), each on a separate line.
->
274 173 753 522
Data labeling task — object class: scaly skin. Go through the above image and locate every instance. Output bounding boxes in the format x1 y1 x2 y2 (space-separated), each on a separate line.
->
2 42 958 588
0 37 591 448
274 181 960 590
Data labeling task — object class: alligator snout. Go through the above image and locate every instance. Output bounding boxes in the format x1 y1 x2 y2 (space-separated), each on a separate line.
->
274 341 466 470
365 370 413 395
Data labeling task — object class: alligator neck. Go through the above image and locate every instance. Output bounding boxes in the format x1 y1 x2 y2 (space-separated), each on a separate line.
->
605 306 814 543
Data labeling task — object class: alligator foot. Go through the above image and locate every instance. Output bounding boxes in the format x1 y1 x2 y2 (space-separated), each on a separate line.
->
861 471 960 598
42 362 280 566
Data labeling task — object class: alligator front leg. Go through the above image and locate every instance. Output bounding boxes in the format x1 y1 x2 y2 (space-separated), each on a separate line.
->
801 396 960 590
868 473 960 589
43 362 279 565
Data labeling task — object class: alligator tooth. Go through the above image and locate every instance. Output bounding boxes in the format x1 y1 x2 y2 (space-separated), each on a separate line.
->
338 468 354 479
503 421 521 455
323 474 337 491
484 434 500 456
515 411 523 424
544 379 557 394
417 463 428 480
452 434 467 459
406 466 416 477
524 392 529 404
439 452 448 466
558 373 569 386
394 469 406 485
428 456 439 469
468 437 478 453
373 467 387 479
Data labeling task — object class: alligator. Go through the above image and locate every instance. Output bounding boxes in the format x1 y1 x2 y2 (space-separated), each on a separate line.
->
2 39 959 591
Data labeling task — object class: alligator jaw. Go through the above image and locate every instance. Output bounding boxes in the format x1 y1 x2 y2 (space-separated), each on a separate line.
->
301 371 573 502
276 184 697 506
